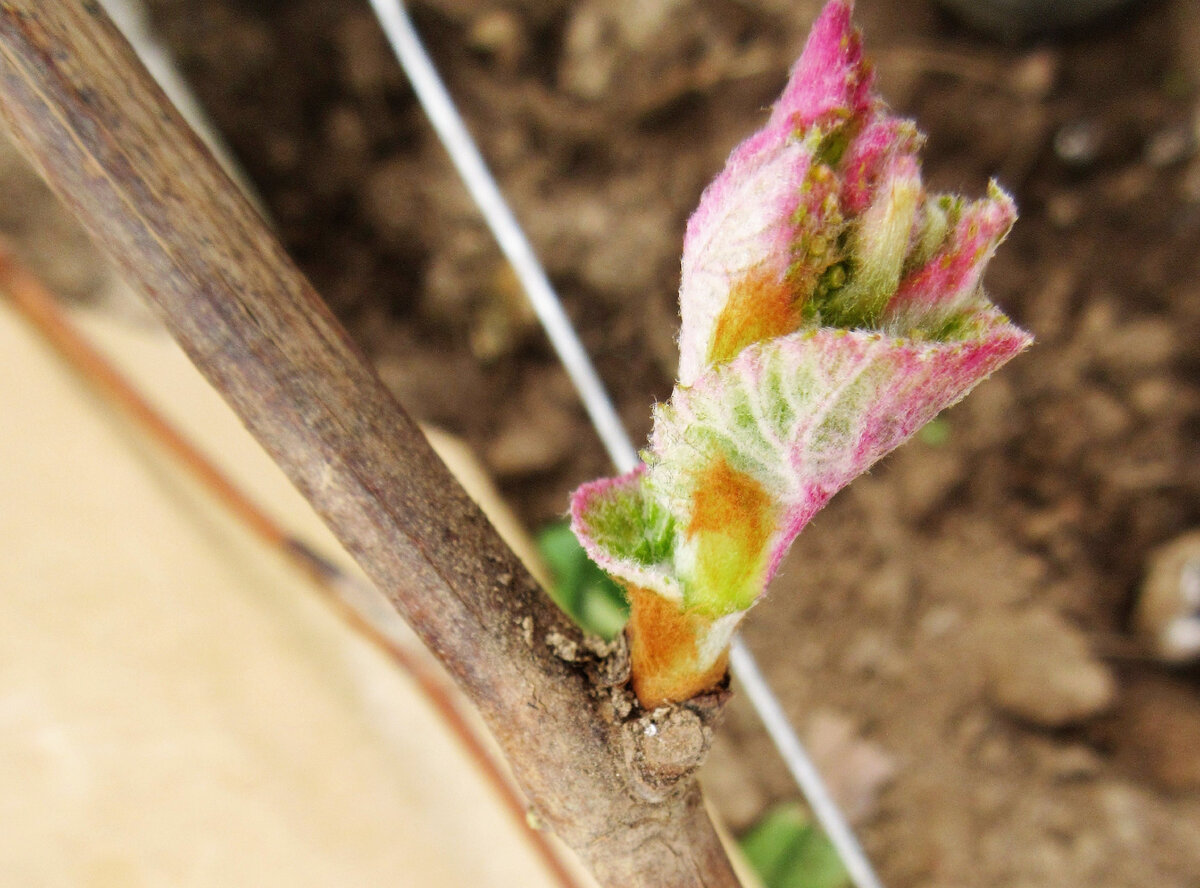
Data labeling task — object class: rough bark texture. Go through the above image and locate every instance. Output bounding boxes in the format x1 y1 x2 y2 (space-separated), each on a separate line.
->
0 2 741 885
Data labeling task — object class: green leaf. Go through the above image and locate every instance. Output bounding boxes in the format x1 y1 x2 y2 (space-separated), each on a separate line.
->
740 804 849 888
537 522 628 640
917 415 950 446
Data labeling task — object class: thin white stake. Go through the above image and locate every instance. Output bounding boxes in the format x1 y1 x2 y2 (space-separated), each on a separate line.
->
366 0 636 469
729 642 884 888
368 4 885 888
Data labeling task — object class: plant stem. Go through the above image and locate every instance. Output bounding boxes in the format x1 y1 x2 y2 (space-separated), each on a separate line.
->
0 2 741 884
0 242 587 888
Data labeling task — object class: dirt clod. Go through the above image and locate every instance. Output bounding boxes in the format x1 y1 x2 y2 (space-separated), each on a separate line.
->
980 609 1117 728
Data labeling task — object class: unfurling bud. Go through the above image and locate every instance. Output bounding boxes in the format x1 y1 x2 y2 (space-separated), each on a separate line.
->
571 0 1030 707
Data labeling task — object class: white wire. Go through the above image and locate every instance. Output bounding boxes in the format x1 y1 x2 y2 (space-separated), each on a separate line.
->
729 643 884 888
368 3 885 887
366 0 637 469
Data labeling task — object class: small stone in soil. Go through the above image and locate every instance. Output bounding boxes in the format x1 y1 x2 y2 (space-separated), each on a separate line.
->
1135 530 1200 663
979 608 1116 728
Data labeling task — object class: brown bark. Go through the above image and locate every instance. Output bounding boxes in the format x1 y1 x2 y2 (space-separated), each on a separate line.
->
0 243 586 888
0 1 742 885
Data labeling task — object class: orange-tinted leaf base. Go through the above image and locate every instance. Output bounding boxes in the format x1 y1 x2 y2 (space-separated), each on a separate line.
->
627 586 729 708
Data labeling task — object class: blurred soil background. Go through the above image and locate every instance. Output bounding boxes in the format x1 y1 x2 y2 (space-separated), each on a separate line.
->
6 0 1200 885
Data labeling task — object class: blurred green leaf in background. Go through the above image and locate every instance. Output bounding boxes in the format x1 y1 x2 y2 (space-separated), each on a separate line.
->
917 415 951 447
537 522 629 640
740 803 849 888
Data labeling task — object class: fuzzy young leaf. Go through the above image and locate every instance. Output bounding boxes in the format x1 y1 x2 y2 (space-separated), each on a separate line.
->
571 0 1030 703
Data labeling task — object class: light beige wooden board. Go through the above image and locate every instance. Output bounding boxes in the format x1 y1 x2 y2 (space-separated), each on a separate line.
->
0 300 575 888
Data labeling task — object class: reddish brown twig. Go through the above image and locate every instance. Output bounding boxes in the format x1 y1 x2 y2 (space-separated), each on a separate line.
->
0 240 587 888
